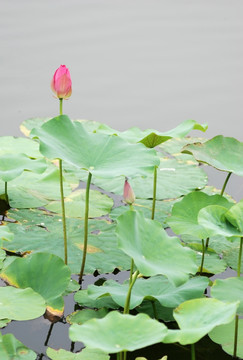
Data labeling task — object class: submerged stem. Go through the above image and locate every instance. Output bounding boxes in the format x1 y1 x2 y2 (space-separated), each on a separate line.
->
199 239 205 275
151 165 158 220
79 172 92 284
220 172 232 196
59 159 68 265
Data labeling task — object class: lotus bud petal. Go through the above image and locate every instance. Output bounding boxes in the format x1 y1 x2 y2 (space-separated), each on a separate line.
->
123 178 135 205
51 65 72 99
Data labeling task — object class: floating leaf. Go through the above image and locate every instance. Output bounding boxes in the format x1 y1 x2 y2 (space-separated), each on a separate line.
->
74 289 119 309
0 136 42 158
69 311 168 353
0 226 13 243
163 298 239 345
184 135 243 176
137 300 174 322
159 136 207 155
223 244 243 273
31 115 159 178
0 319 11 328
0 333 37 359
211 277 243 316
47 347 110 360
66 308 108 325
87 276 208 309
0 286 45 321
0 252 71 317
116 210 198 286
209 319 243 358
46 189 113 218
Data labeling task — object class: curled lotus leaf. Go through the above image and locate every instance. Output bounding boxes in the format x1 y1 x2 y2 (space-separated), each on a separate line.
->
0 332 37 359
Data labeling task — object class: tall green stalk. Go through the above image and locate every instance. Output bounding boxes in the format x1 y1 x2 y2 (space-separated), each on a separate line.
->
79 172 92 284
233 236 243 358
191 343 196 360
199 239 205 275
220 171 232 196
151 165 158 220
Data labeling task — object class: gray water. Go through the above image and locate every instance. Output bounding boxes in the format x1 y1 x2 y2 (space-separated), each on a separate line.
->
1 0 243 140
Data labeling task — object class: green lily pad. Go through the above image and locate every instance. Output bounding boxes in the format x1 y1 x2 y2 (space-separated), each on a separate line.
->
116 209 198 286
74 289 119 310
0 319 11 328
184 135 243 176
222 244 243 273
3 208 131 274
87 276 209 309
209 319 243 358
31 115 159 178
194 249 227 274
167 191 233 239
47 347 110 360
159 137 207 155
211 277 243 316
0 153 46 182
69 311 168 353
46 189 113 218
0 333 37 359
163 298 239 345
0 226 13 243
0 252 71 317
0 136 42 158
66 308 108 324
137 300 174 322
0 286 46 321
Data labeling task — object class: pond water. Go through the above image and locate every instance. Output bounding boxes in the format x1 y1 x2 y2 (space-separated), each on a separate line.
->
1 1 243 359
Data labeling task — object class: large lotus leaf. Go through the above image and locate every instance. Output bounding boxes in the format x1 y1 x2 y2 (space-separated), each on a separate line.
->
163 298 239 345
184 135 243 176
46 189 113 218
211 277 243 316
194 249 227 274
198 205 243 238
0 319 11 329
69 311 168 353
137 300 174 322
0 252 71 316
0 286 45 320
31 115 159 178
116 210 198 286
224 199 243 232
74 156 208 199
0 333 37 360
0 136 42 158
0 249 6 271
110 199 177 227
222 244 243 273
182 233 234 255
0 226 14 243
87 276 209 309
74 289 119 309
167 192 232 239
209 319 243 358
159 137 207 155
66 308 108 325
47 347 110 360
0 153 47 182
3 208 131 274
0 165 77 208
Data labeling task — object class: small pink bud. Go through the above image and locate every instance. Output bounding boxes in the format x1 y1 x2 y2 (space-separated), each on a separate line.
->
123 179 135 205
51 65 72 99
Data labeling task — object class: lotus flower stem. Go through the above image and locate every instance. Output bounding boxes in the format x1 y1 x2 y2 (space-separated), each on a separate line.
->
129 258 134 286
220 171 232 196
199 239 205 275
59 158 68 265
59 98 63 115
191 343 196 360
151 165 158 220
124 269 139 315
4 182 9 204
79 171 92 284
233 236 243 357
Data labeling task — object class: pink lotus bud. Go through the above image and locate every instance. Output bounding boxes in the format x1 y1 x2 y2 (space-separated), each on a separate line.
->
123 179 135 205
51 65 72 99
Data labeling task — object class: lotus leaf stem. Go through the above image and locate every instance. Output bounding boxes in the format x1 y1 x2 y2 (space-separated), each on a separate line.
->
124 269 139 315
151 165 158 220
4 182 8 202
79 171 92 284
152 300 158 320
199 239 205 275
44 322 54 346
205 237 209 249
220 171 232 196
59 159 68 265
129 258 134 286
191 343 196 360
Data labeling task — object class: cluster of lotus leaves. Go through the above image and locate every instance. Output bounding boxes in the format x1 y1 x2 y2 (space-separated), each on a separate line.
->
1 115 243 358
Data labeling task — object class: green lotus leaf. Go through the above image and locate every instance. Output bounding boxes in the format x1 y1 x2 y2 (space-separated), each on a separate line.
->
0 319 11 328
4 208 130 274
137 300 174 322
0 286 45 321
209 319 243 358
0 249 6 271
0 226 13 243
159 136 207 155
0 252 71 317
74 289 119 309
74 156 207 199
167 192 233 239
184 135 243 176
194 249 227 274
0 153 47 182
198 205 243 238
0 333 37 359
211 277 243 316
110 198 177 227
163 298 239 345
116 209 198 286
66 308 108 325
20 117 52 136
224 199 243 232
31 115 159 178
0 136 42 158
182 233 234 255
0 164 77 208
69 311 168 353
221 244 243 273
47 347 110 360
46 189 113 218
87 276 208 309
